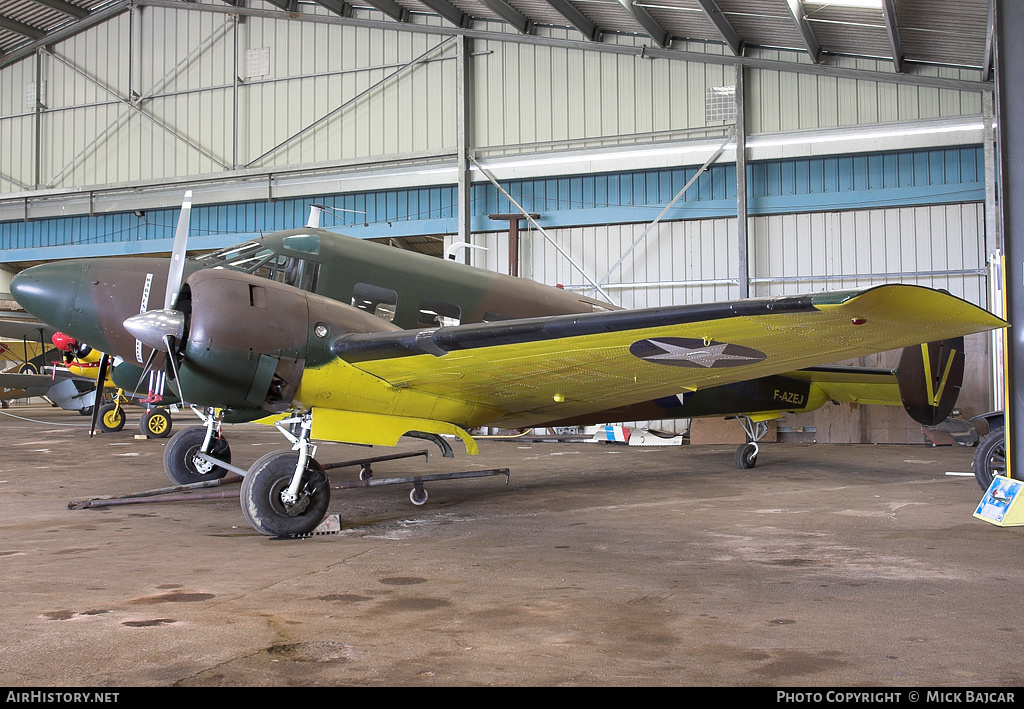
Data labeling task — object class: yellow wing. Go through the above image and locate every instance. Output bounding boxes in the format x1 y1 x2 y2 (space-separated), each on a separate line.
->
311 285 1003 433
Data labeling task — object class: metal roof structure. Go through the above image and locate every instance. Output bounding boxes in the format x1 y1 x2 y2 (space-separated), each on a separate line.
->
0 0 996 81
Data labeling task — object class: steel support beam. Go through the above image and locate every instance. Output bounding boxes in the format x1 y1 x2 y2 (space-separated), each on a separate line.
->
361 0 409 22
996 0 1024 480
470 156 617 305
615 0 668 49
0 1 130 70
314 0 354 18
694 0 742 56
477 0 533 34
879 0 904 73
28 0 90 19
416 0 469 28
735 63 748 299
0 15 46 40
456 36 473 260
783 0 821 64
983 0 995 82
42 25 233 186
245 37 457 168
542 0 601 42
124 0 986 92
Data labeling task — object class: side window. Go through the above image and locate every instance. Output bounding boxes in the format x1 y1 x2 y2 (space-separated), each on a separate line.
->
418 299 462 328
352 283 398 322
282 257 320 293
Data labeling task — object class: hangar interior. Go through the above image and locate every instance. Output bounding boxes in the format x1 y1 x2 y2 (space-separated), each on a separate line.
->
0 0 1004 444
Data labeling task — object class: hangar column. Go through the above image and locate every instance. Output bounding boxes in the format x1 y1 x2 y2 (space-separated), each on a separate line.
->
456 36 473 265
997 0 1024 480
735 63 749 300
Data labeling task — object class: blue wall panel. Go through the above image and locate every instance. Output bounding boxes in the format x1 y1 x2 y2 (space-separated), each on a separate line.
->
0 145 986 263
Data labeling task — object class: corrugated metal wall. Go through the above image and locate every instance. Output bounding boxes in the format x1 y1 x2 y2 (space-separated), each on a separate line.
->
0 6 987 194
460 203 985 309
0 6 460 190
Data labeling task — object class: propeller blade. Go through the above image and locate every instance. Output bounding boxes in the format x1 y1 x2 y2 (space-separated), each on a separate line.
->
164 190 193 311
162 334 186 404
89 353 110 438
130 347 161 401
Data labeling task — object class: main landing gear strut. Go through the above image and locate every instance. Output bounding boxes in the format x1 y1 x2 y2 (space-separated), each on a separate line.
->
240 414 332 537
735 415 769 470
163 407 231 485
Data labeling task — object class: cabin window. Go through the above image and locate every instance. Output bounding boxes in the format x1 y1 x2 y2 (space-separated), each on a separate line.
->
418 299 461 328
352 283 398 322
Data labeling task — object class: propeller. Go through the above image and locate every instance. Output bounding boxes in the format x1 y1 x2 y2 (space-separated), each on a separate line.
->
123 191 193 389
88 353 110 438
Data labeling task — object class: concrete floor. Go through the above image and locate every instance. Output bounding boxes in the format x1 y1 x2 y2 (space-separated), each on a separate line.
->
1 403 1022 687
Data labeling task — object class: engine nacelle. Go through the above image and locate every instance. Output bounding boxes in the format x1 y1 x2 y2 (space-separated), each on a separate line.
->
174 269 397 417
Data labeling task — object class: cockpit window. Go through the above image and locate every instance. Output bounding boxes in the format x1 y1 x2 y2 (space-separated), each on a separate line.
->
195 240 320 293
282 234 320 255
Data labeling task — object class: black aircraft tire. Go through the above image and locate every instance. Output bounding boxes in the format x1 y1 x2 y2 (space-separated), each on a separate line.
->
241 451 330 537
735 443 758 469
97 403 126 433
972 428 1005 491
163 426 230 486
141 408 173 439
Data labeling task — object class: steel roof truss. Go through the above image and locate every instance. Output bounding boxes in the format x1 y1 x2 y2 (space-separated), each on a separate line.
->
541 0 601 42
879 0 903 72
783 0 821 63
0 14 46 39
416 0 469 28
693 0 742 56
616 0 668 48
360 0 409 22
477 0 533 34
27 0 90 19
314 0 354 17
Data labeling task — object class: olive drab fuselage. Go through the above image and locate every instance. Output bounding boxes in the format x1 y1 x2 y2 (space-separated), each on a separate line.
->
10 227 610 422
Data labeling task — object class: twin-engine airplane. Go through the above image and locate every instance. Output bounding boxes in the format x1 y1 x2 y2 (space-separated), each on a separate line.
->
10 193 1006 536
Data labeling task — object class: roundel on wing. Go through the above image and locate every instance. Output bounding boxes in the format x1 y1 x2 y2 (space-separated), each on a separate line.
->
629 337 767 368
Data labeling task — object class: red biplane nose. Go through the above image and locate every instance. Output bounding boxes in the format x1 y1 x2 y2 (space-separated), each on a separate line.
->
52 332 75 351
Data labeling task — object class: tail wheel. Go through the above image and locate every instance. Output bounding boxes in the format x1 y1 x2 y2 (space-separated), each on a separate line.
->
972 428 1005 491
241 451 330 537
141 408 173 438
97 403 126 433
735 442 758 469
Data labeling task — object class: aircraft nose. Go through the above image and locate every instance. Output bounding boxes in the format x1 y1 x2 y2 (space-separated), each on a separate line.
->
10 261 84 331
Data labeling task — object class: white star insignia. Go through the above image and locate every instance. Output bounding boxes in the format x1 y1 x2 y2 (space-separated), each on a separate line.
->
645 341 761 368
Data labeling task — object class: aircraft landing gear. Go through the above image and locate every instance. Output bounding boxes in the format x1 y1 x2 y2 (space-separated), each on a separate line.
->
140 407 173 439
163 408 230 485
241 413 330 536
97 402 126 433
735 416 770 470
972 428 1005 491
